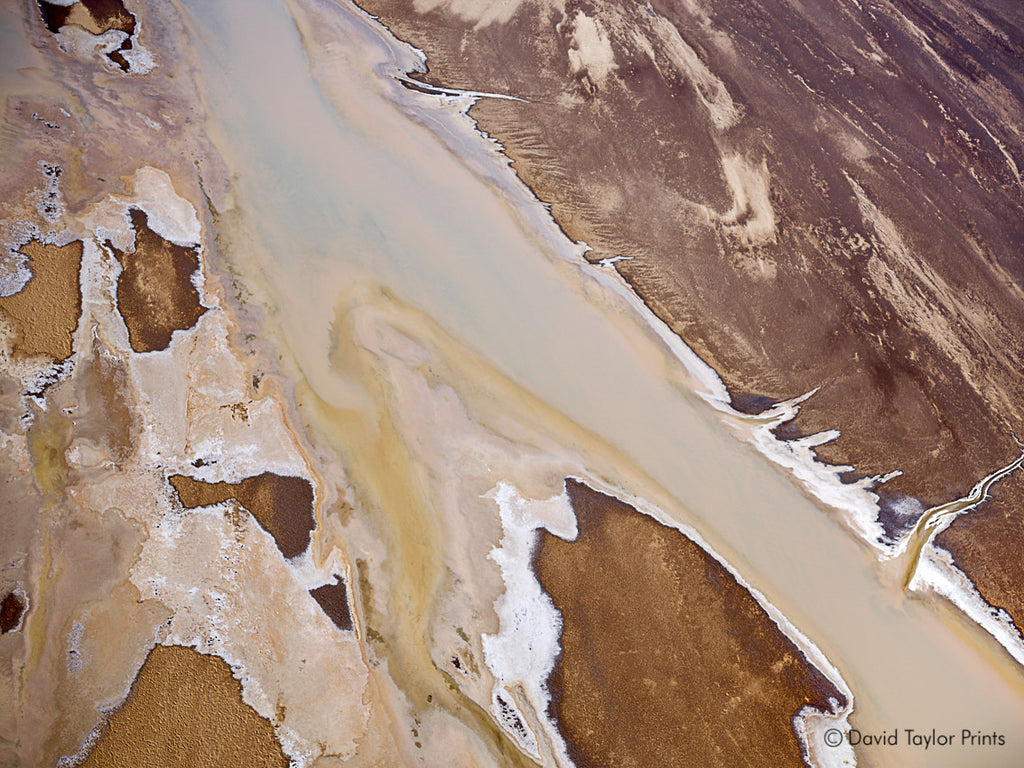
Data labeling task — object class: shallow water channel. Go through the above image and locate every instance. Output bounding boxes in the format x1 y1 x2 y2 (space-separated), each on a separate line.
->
179 0 1024 764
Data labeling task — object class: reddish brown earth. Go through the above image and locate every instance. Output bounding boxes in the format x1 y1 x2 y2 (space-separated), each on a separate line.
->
310 576 354 631
0 591 26 634
355 0 1024 642
535 480 845 767
108 209 206 354
169 473 316 559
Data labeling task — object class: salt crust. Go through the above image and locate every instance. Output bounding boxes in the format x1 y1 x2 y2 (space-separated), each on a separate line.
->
481 479 854 768
481 483 576 765
53 26 155 75
912 548 1024 668
53 167 368 766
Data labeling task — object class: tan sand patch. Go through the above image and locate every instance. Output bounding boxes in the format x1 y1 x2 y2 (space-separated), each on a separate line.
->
0 241 83 362
81 644 288 768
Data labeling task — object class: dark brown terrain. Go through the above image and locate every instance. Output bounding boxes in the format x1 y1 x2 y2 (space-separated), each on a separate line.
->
169 473 316 559
108 209 206 354
354 0 1024 638
37 0 138 71
536 480 845 767
310 576 354 631
0 591 25 634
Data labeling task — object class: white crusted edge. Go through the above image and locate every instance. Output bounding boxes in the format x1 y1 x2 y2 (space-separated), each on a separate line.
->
480 478 855 768
358 1 900 556
910 546 1024 667
480 482 576 766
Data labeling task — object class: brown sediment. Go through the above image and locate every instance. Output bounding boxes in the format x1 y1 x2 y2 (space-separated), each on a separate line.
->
354 0 1024 617
169 473 315 559
80 644 288 768
108 209 205 354
0 591 26 633
310 576 353 631
935 472 1024 638
535 480 843 767
0 240 83 363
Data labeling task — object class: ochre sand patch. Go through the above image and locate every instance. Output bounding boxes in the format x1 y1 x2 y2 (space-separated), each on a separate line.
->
108 209 205 354
536 480 844 767
0 240 83 362
81 644 288 768
169 473 315 559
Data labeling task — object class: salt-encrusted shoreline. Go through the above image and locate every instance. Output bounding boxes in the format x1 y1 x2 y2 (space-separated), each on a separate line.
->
342 0 1024 691
912 547 1024 668
480 477 855 768
481 482 577 767
340 0 904 559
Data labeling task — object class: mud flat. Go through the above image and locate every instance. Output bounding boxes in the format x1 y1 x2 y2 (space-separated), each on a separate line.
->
108 209 207 353
310 576 353 631
536 480 847 767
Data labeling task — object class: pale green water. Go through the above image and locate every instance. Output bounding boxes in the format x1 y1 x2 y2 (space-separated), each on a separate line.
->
179 0 1024 765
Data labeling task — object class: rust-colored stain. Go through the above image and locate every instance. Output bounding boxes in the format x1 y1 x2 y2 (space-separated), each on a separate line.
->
0 240 83 362
37 0 137 71
81 644 288 768
535 480 844 768
0 591 26 633
169 473 315 559
310 576 353 631
108 209 205 353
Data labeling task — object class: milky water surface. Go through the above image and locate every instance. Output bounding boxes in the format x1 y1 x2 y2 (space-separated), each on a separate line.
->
179 0 1024 764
